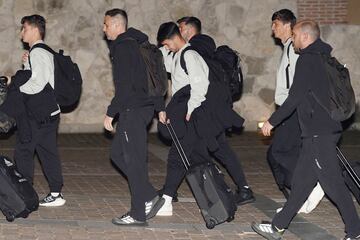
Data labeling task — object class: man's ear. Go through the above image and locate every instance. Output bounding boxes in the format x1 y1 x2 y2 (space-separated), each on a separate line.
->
302 32 309 42
285 22 292 31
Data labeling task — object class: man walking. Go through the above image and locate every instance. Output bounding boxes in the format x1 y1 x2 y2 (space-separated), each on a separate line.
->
14 14 65 207
103 8 164 226
252 20 360 240
176 16 255 206
156 22 211 216
269 9 324 213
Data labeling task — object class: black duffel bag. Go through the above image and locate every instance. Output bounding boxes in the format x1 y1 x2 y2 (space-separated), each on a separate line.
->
0 76 15 133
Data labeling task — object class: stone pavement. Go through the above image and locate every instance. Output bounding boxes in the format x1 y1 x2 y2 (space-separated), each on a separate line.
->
0 131 359 240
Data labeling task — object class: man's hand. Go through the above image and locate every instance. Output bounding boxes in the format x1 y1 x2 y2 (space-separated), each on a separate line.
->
22 51 29 64
158 111 167 124
0 76 10 86
186 114 191 121
261 121 274 136
104 115 114 132
5 76 11 86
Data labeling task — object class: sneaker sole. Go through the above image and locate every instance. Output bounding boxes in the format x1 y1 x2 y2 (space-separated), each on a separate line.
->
146 198 165 220
251 223 282 240
156 210 173 216
39 199 66 207
237 197 256 206
111 219 148 227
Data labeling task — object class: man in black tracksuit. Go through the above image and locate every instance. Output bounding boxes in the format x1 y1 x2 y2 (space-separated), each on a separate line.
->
103 9 164 226
252 20 360 240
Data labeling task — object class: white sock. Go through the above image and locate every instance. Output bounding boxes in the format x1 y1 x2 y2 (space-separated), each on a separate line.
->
51 192 60 197
162 194 172 203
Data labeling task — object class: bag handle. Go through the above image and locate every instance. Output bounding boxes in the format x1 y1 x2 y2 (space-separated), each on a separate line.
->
337 146 360 189
165 121 191 170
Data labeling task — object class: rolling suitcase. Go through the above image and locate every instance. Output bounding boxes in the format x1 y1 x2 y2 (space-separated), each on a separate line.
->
337 147 360 204
166 122 236 229
0 156 39 221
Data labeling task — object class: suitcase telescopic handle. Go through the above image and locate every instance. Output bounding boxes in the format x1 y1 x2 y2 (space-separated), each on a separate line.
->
337 146 360 189
165 121 191 170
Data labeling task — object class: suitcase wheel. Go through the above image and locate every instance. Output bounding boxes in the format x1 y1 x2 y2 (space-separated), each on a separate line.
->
6 215 15 222
205 218 216 229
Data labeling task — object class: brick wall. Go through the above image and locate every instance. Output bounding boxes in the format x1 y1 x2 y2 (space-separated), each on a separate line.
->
297 0 348 24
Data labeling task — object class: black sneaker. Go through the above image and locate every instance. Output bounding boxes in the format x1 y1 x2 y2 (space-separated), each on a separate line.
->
145 195 165 220
112 213 148 226
235 187 255 205
39 193 66 207
251 222 284 240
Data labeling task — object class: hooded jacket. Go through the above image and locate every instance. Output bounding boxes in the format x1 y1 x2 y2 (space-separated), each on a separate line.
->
188 34 244 129
107 28 153 117
189 34 216 59
269 39 342 137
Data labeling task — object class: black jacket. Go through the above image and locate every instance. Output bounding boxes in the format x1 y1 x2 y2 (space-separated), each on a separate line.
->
107 28 153 117
189 34 216 59
0 70 58 121
187 34 244 135
269 39 342 137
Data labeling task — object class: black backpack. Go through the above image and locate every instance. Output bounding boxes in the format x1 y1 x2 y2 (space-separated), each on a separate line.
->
180 46 232 105
31 43 82 107
214 46 243 102
313 53 355 121
129 39 168 97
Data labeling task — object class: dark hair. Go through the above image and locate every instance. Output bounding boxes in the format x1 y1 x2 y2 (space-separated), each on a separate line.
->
105 8 128 29
177 16 202 33
271 9 296 28
21 14 46 40
157 22 181 43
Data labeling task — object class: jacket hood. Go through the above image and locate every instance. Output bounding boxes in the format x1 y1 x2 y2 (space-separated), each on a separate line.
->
300 38 332 55
189 34 216 59
113 27 149 45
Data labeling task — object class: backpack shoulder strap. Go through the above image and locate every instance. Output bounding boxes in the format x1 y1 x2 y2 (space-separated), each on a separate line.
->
179 46 195 75
286 41 292 59
30 43 56 55
285 41 293 89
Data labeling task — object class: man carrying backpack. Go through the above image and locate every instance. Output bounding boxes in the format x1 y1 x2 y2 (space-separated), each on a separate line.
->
6 15 66 207
269 9 324 213
252 20 360 240
102 8 164 226
175 16 255 206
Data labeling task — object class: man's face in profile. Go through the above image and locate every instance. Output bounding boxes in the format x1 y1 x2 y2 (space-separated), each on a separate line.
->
271 19 289 41
292 27 302 53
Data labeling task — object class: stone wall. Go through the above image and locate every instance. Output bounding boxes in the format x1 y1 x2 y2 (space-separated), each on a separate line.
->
0 0 359 132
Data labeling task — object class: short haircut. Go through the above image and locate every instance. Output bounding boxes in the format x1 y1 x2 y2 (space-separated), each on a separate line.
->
272 9 296 28
105 8 128 29
157 22 181 43
177 16 202 33
295 20 320 40
21 14 46 40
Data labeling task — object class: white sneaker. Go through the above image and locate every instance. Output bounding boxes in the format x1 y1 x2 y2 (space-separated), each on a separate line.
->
156 194 173 216
39 193 66 207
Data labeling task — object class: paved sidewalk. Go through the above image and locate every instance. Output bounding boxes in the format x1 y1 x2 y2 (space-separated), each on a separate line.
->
0 131 359 240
